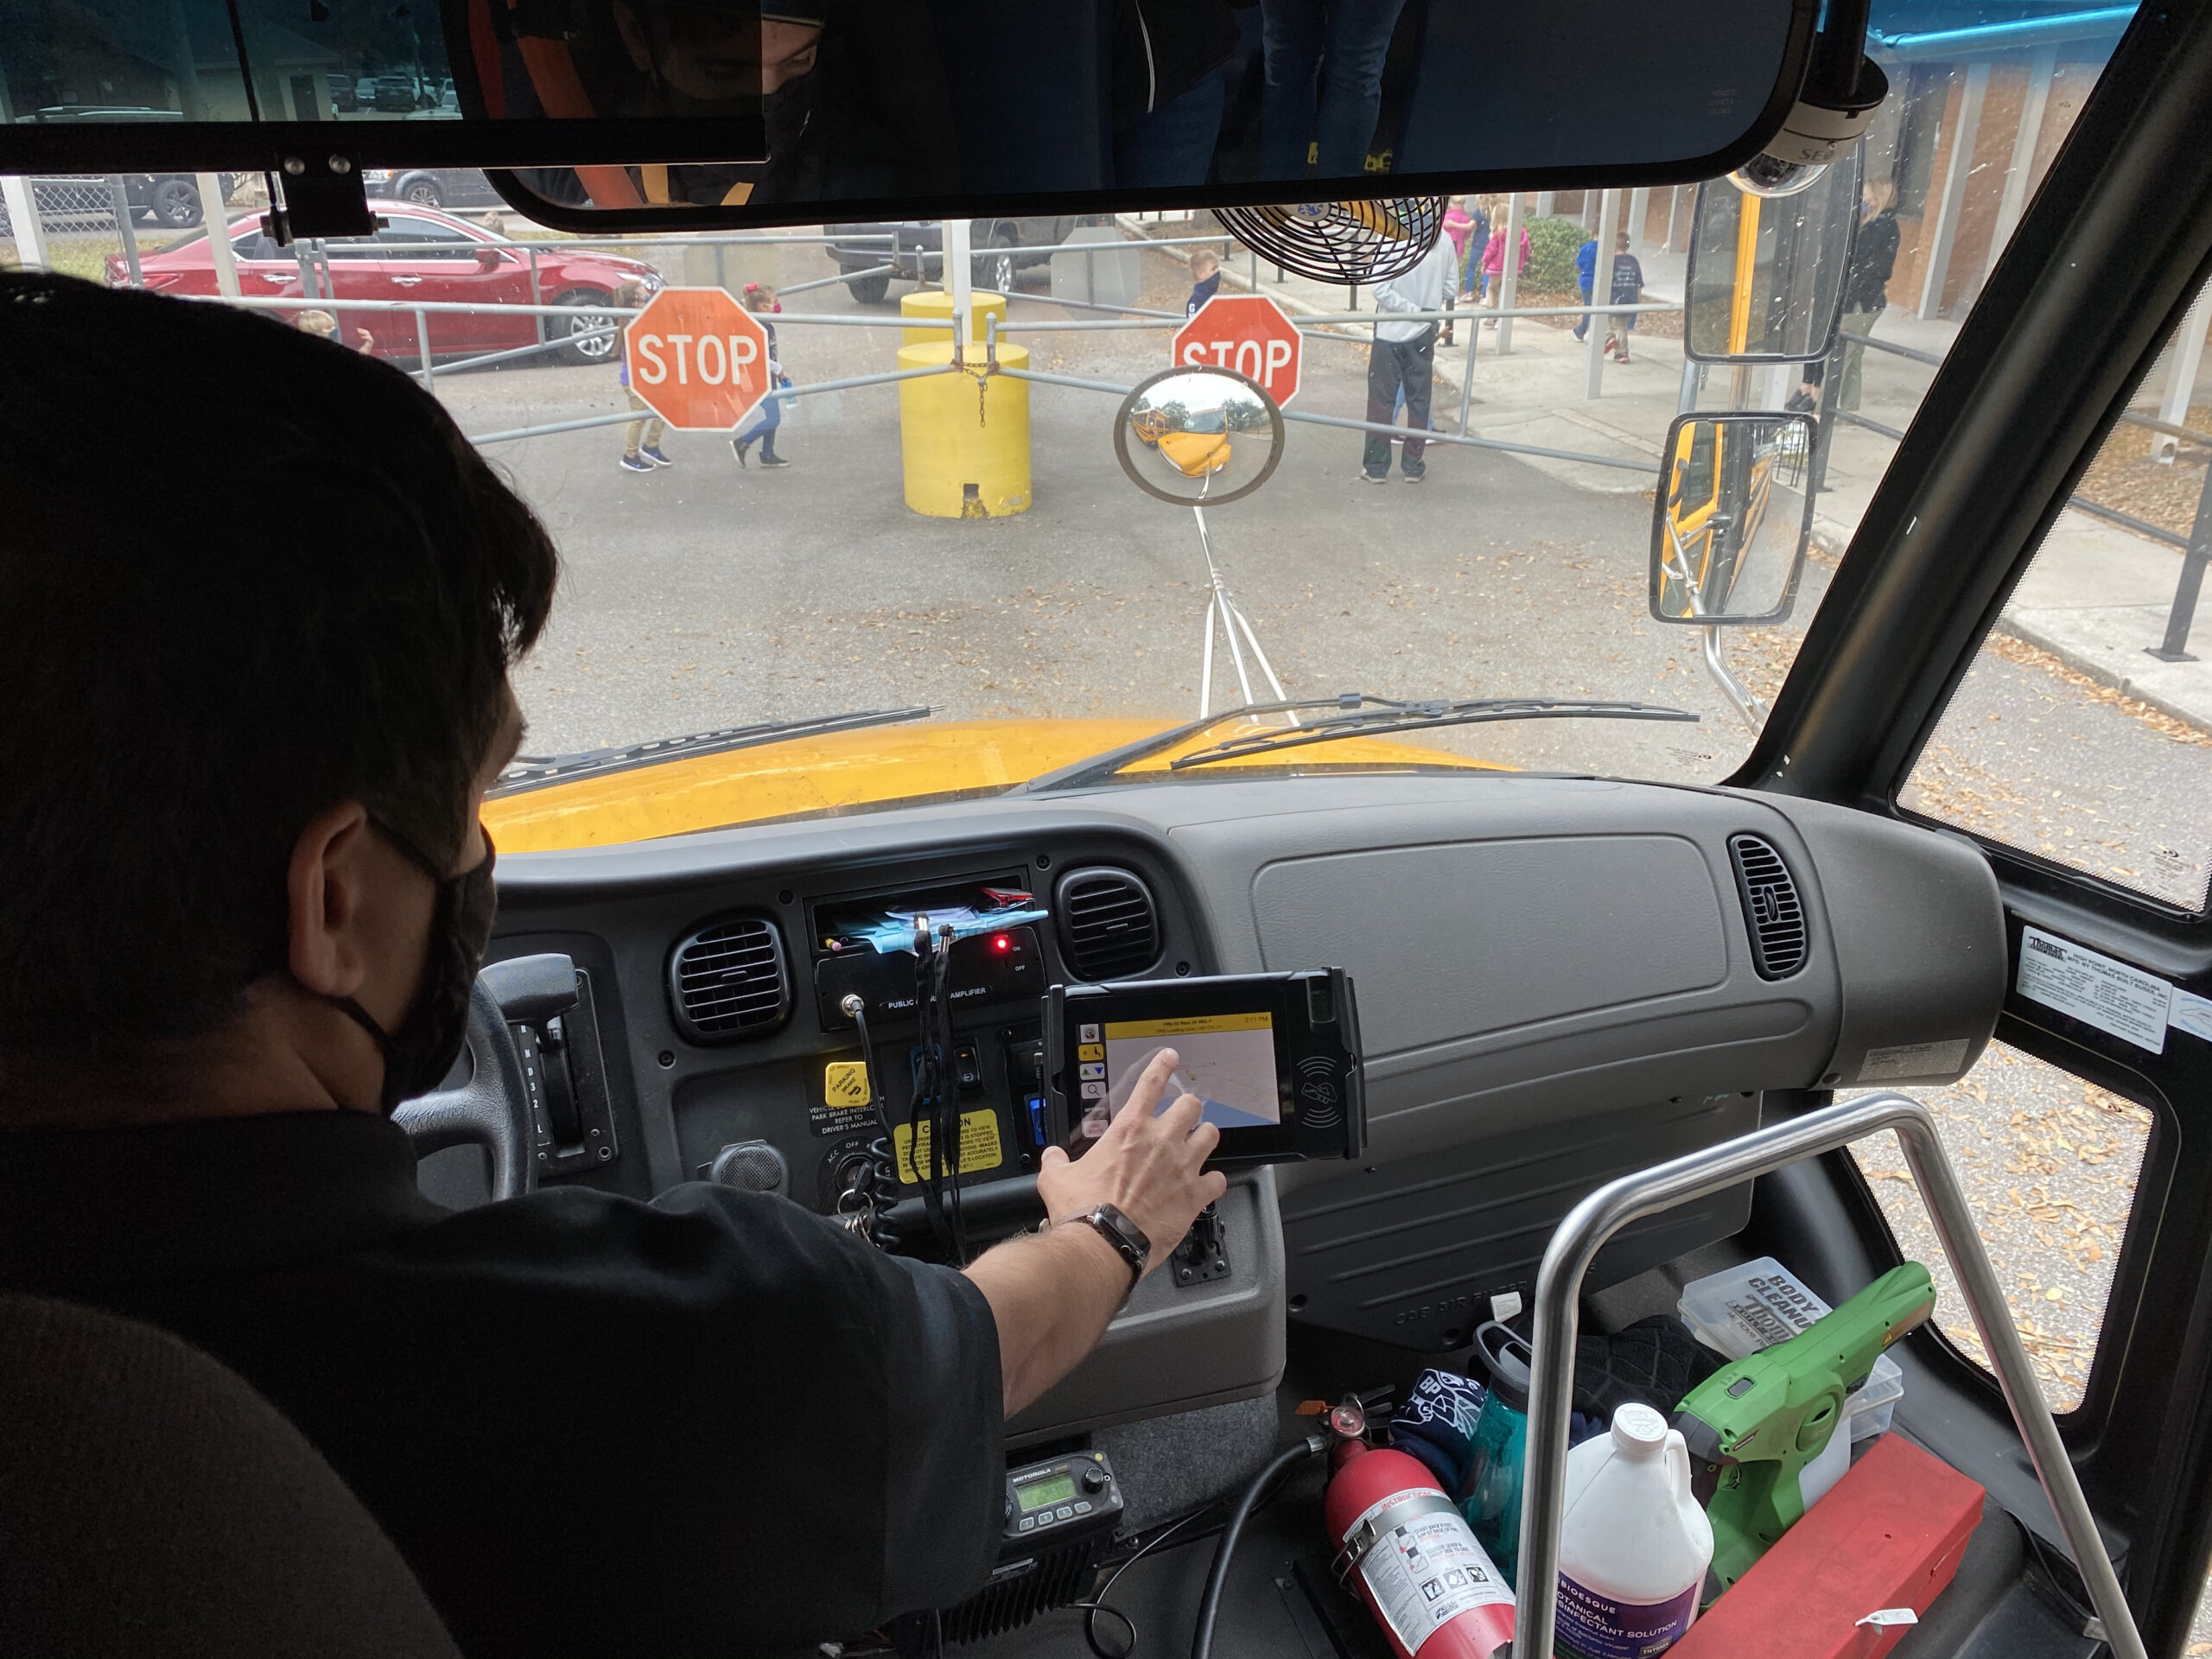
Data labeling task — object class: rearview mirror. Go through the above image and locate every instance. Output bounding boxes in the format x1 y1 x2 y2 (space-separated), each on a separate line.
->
1649 412 1814 625
1683 153 1860 363
1116 366 1282 508
0 0 1817 224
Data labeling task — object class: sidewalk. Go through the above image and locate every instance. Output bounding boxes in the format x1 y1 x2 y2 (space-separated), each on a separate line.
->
1131 224 2212 735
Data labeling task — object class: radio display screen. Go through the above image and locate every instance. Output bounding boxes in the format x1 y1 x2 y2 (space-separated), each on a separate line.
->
1014 1472 1078 1511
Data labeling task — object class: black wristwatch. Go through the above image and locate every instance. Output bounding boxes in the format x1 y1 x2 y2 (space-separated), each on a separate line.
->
1070 1204 1151 1285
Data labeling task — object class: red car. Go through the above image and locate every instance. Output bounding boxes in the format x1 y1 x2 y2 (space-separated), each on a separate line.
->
105 202 662 365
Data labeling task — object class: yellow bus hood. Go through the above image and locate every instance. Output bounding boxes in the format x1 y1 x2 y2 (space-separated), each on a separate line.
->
484 717 1504 852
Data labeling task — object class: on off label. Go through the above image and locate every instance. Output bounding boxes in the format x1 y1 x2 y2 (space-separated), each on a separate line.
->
893 1110 1004 1181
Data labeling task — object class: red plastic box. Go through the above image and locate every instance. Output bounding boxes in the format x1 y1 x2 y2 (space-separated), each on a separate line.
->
1667 1433 1986 1659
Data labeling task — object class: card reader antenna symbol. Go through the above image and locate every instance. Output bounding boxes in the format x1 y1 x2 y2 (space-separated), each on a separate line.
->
1295 1056 1341 1126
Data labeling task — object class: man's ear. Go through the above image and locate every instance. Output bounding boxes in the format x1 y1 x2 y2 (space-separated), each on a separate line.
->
287 802 373 1000
611 2 656 73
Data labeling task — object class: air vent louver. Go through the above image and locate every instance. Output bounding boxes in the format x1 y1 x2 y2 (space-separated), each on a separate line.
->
669 915 791 1041
1055 868 1161 982
1729 835 1808 980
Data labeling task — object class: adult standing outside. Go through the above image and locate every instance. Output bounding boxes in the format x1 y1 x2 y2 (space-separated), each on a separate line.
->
731 282 791 469
1793 178 1900 413
1360 227 1458 484
1258 0 1412 180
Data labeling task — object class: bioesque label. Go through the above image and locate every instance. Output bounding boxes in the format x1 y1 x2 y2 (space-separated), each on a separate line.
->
1554 1572 1700 1659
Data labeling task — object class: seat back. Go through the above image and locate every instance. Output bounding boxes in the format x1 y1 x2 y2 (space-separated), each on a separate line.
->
0 1292 461 1659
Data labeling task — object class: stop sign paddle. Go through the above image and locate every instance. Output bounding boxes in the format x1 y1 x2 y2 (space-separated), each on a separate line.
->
624 287 773 430
1172 293 1303 406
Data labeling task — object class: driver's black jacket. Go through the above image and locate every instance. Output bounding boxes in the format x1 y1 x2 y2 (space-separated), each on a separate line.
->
0 1110 1006 1658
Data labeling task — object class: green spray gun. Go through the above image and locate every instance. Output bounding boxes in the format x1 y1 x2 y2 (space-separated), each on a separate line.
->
1675 1262 1936 1592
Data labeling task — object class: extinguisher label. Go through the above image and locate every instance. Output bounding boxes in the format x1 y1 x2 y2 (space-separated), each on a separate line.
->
1554 1573 1700 1659
1349 1495 1515 1656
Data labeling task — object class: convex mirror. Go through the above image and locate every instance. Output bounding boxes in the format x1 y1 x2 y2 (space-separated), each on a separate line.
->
1649 411 1814 625
1684 153 1861 363
1116 366 1283 507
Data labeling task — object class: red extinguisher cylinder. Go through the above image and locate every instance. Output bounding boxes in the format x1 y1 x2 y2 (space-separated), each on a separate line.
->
1325 1443 1516 1659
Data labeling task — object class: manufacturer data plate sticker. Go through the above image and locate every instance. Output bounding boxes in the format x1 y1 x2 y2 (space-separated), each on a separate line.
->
2018 927 2169 1054
1349 1498 1514 1656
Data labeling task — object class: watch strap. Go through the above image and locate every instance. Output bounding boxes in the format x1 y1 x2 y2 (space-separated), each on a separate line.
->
1074 1204 1149 1284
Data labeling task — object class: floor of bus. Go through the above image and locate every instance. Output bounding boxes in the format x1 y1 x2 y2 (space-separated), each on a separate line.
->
958 1270 2107 1659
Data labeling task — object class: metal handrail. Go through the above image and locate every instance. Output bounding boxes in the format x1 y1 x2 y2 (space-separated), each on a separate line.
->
1511 1091 2147 1659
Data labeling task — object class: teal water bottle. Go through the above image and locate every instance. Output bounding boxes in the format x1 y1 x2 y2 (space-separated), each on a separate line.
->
1461 1319 1534 1586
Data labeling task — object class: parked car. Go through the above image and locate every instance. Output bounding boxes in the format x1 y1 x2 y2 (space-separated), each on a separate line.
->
826 217 1080 303
10 109 237 228
358 168 505 211
325 73 359 112
105 203 662 365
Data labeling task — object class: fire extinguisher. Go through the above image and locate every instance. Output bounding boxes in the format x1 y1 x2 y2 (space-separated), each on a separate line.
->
1325 1401 1517 1659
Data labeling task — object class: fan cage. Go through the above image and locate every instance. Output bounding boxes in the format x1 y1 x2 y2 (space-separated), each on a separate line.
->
1215 198 1449 286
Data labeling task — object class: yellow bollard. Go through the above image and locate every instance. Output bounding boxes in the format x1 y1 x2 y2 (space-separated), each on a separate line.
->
897 339 1032 518
900 289 1007 347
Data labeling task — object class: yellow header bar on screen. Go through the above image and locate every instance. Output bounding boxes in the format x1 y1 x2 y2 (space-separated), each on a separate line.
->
1103 1012 1274 1041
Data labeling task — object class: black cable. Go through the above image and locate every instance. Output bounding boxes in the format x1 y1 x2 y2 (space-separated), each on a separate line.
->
1071 1445 1320 1659
1190 1438 1325 1659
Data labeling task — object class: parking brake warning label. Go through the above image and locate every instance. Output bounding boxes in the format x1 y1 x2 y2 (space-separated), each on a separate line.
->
2018 927 2169 1054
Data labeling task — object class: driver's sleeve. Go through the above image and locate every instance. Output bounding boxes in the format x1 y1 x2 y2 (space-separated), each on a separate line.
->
645 1182 1007 1624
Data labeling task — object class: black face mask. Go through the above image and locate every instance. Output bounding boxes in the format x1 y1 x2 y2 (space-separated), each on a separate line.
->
328 819 499 1114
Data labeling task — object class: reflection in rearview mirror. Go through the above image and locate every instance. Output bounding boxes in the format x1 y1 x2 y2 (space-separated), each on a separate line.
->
1684 154 1861 364
1116 366 1282 507
1649 412 1815 626
0 0 1815 216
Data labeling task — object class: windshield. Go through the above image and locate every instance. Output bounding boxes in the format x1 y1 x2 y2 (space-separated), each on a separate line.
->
12 1 2152 851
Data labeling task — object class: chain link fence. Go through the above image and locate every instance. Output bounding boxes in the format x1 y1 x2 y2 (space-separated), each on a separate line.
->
1 173 254 283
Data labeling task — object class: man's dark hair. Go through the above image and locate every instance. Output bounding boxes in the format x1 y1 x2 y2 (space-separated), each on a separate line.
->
0 273 557 1060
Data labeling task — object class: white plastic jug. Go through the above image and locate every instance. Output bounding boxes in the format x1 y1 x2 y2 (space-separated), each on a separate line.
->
1554 1402 1713 1659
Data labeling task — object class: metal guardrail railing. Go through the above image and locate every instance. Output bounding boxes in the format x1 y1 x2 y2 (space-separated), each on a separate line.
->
1513 1092 2148 1659
1835 329 2211 660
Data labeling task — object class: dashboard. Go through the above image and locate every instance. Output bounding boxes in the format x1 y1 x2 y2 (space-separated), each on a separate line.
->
461 770 2006 1446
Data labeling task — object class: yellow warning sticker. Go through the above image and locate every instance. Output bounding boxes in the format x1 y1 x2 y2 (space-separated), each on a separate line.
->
893 1110 1004 1182
823 1060 872 1109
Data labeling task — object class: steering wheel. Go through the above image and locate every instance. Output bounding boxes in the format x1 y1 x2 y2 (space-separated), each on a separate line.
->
393 978 537 1202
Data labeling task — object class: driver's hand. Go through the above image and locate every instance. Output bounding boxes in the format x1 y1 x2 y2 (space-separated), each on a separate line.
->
1037 1047 1226 1273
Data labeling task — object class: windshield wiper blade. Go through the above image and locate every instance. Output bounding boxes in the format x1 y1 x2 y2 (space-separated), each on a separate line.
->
1023 693 1695 791
491 707 933 796
1165 696 1698 772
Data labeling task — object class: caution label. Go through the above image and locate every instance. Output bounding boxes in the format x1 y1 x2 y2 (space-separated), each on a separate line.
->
893 1110 1004 1182
1348 1497 1515 1656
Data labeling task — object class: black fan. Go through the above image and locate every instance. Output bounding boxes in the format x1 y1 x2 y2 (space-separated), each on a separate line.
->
1215 199 1448 286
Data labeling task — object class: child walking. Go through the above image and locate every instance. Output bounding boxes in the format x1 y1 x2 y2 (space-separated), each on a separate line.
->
616 278 671 473
731 282 790 468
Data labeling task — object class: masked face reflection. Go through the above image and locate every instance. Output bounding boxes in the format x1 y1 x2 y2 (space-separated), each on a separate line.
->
610 1 822 113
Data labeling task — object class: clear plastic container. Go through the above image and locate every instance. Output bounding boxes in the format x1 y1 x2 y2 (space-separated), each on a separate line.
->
1678 1257 1904 1442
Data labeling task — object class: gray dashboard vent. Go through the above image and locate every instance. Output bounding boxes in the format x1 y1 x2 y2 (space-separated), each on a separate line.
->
1055 868 1161 981
1728 835 1808 980
669 915 791 1041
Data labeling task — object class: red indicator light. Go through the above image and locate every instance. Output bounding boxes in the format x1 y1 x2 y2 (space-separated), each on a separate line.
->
992 934 1012 952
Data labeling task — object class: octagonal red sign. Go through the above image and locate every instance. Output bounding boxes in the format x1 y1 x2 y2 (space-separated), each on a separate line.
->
624 287 772 430
1171 293 1303 406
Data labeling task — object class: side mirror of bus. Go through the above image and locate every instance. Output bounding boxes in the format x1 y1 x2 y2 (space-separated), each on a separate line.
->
1683 156 1862 363
1649 411 1815 625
